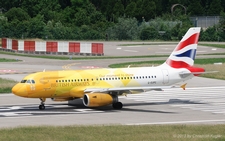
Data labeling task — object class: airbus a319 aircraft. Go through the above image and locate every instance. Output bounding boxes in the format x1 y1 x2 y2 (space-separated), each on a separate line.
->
12 27 205 110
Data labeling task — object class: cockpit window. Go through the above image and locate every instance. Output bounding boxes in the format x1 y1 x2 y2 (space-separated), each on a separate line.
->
26 80 35 84
21 80 27 83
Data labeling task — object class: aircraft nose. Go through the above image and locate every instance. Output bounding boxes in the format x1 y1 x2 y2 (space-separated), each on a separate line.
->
12 84 27 97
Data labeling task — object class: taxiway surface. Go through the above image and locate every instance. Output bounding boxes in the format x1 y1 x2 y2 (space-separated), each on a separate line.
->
1 41 225 128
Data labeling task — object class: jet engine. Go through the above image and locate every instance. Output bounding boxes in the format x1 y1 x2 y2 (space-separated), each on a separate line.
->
83 93 118 107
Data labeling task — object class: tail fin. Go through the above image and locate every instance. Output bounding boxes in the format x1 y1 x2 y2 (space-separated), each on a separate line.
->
165 27 201 68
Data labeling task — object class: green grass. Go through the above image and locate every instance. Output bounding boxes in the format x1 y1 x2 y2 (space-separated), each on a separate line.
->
0 58 20 62
199 43 225 49
0 125 224 141
0 51 167 60
0 78 17 93
118 42 176 46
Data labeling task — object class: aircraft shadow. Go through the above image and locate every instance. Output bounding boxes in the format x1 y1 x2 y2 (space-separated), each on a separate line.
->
0 99 205 114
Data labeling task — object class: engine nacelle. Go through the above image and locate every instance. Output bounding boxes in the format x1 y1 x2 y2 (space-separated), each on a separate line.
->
83 93 118 107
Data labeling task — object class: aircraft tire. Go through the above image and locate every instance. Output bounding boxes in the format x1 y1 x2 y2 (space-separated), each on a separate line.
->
112 102 123 109
39 105 45 110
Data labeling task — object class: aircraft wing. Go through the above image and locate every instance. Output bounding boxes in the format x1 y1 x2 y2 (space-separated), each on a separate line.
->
84 86 173 94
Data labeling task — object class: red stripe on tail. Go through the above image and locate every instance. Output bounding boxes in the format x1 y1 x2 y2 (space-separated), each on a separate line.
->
175 33 200 51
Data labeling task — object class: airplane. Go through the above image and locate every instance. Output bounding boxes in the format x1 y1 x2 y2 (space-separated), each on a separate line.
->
12 27 205 110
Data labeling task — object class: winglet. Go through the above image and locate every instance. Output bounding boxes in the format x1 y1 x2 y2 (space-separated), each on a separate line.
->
180 83 187 90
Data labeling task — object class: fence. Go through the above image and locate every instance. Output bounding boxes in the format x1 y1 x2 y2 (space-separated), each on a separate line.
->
190 16 220 29
1 38 104 56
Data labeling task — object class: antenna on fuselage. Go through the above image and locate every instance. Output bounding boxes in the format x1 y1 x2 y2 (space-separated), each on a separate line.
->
43 69 45 72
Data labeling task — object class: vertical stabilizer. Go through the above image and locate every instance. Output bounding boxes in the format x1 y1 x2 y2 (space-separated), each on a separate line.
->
165 27 201 68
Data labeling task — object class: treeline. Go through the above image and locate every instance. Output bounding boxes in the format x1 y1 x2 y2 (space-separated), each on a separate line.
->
0 0 225 41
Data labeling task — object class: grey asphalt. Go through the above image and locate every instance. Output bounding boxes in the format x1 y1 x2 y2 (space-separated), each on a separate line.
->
0 41 225 128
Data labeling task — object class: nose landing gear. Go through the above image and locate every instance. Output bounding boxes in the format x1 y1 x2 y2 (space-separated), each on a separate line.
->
39 98 46 110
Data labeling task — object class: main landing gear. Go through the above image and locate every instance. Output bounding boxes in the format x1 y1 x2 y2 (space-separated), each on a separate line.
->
112 102 123 109
39 98 46 110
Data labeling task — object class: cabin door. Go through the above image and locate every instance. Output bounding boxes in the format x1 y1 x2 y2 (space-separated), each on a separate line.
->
162 69 169 84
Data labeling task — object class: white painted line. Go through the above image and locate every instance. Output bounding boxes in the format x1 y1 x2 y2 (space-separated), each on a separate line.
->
126 46 141 48
155 52 172 54
124 50 138 52
158 45 175 46
125 119 225 125
116 47 122 49
212 48 217 50
197 51 207 52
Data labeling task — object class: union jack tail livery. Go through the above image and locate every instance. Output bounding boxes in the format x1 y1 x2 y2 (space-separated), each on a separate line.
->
163 27 204 75
166 27 201 68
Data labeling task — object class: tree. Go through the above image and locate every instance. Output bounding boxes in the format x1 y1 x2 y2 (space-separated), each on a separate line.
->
188 0 204 15
27 14 46 38
106 17 139 40
125 2 136 18
208 0 223 15
4 8 30 21
140 26 158 40
0 15 8 38
141 0 156 21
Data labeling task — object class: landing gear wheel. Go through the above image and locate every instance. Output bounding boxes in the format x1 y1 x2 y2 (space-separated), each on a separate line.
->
39 98 46 110
39 104 45 110
112 102 123 109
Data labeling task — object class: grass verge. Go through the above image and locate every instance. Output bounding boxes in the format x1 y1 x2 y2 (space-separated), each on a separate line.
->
199 43 225 49
0 51 168 60
0 58 20 62
0 125 224 141
0 78 17 93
